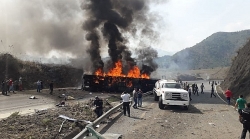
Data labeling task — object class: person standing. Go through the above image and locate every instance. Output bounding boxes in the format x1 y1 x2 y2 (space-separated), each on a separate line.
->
224 89 232 105
200 83 205 94
132 87 138 109
137 89 143 107
37 80 41 92
239 103 250 139
93 96 103 118
186 84 189 91
192 83 195 94
1 80 5 95
18 78 23 91
235 95 247 115
6 79 10 93
40 80 43 90
188 87 192 101
121 91 130 117
49 81 54 95
8 78 15 93
210 83 216 98
195 84 199 96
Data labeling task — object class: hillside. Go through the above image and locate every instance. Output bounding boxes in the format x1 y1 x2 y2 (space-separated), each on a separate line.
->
221 39 250 102
0 54 83 90
155 30 250 70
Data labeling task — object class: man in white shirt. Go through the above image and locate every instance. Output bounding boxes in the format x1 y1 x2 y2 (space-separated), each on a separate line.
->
121 91 130 117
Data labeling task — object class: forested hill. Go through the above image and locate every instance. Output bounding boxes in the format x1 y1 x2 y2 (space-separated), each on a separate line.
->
155 30 250 69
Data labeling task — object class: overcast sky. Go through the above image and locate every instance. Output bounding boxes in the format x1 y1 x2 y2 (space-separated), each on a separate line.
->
1 0 250 60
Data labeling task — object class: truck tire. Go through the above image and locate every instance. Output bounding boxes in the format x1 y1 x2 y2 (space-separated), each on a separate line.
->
159 96 164 109
184 106 189 110
154 93 159 101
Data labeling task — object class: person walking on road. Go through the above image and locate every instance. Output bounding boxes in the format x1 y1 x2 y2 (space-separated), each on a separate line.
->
200 83 205 94
132 87 138 109
224 89 232 105
210 83 216 98
235 95 247 115
239 103 250 139
137 89 143 107
121 91 130 117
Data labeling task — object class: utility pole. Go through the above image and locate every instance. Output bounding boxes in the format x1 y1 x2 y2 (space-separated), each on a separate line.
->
4 45 13 94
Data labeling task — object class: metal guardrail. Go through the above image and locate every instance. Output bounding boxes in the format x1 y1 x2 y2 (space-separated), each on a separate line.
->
73 91 152 139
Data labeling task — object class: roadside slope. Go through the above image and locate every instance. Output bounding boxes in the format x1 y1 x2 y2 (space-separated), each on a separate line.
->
221 39 250 102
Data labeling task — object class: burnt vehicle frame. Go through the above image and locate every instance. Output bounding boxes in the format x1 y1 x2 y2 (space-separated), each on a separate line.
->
82 74 158 93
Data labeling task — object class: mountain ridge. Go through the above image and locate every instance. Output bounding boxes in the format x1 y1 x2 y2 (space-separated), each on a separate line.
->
155 29 250 69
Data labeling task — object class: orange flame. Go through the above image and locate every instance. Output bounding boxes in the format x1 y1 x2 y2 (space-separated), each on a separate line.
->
94 60 150 79
107 60 124 77
141 73 150 79
127 66 140 78
95 68 103 76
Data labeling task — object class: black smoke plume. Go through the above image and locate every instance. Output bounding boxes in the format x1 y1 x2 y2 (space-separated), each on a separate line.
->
136 47 158 76
81 0 159 75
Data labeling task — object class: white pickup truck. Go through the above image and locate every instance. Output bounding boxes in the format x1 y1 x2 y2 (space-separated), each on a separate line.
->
154 80 189 110
153 79 176 101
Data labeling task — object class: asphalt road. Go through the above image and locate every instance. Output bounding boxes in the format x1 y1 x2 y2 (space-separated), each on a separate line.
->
0 89 113 119
0 91 56 119
100 80 243 139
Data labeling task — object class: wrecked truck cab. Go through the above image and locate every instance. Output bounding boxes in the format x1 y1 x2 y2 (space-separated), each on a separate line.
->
158 82 189 110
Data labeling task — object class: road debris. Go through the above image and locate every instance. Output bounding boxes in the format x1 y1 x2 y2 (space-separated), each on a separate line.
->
29 96 37 99
208 123 216 126
34 109 47 115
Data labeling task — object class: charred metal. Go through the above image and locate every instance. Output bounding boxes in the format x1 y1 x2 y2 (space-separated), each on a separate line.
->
82 74 158 93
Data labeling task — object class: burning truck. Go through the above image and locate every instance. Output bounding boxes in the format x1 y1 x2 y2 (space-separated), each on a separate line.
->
82 61 159 93
81 0 160 93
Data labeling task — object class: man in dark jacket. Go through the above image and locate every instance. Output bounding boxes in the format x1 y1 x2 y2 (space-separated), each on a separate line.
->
49 81 54 95
1 80 5 95
240 103 250 139
93 96 103 118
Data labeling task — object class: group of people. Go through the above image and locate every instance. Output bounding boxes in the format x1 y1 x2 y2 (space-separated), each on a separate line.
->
1 77 23 95
120 87 144 117
183 82 206 101
132 87 143 109
224 88 250 138
235 94 250 139
36 80 54 95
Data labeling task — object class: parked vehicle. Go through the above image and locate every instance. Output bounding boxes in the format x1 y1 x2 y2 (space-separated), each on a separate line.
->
153 79 176 101
158 81 190 110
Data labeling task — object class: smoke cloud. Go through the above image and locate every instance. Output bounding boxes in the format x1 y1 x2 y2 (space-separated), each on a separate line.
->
82 0 161 75
0 0 165 75
0 0 86 59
